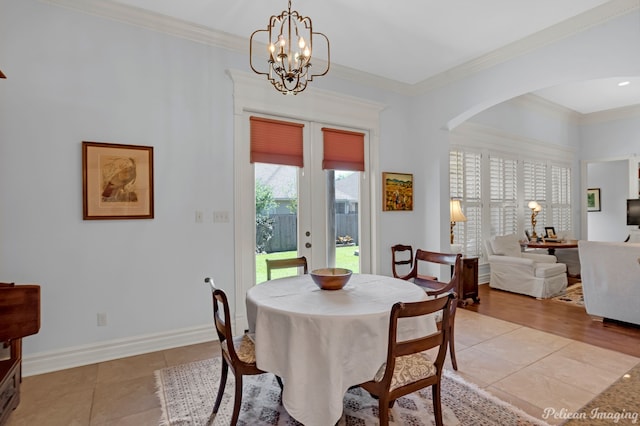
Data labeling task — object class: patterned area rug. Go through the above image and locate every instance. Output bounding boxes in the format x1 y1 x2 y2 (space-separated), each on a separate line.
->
562 362 640 425
155 357 550 426
551 283 584 307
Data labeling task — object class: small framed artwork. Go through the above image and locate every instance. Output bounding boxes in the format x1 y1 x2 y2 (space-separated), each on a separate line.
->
544 227 557 239
587 188 601 212
82 141 154 220
382 172 413 211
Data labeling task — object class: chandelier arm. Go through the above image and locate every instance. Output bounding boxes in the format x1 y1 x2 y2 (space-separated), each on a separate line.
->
249 1 329 95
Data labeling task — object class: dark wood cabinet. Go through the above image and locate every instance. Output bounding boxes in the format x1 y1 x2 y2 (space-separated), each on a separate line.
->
458 257 479 307
0 283 40 425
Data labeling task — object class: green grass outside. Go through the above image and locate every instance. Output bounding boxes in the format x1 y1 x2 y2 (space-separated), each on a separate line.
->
256 246 360 283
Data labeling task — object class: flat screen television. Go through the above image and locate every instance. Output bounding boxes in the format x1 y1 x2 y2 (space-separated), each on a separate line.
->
627 199 640 226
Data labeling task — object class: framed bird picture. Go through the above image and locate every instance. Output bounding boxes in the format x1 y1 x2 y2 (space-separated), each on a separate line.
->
82 141 154 220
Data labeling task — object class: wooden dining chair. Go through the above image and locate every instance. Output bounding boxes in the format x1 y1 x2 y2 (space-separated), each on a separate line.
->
391 244 414 279
402 250 462 370
204 277 277 425
265 256 308 280
358 293 455 426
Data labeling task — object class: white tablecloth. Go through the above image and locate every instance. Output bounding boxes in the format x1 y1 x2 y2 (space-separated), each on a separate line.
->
245 273 435 426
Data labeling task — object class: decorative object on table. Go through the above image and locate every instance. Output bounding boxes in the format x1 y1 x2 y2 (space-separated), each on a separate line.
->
249 0 330 95
544 226 558 241
309 267 352 290
527 201 542 239
449 199 467 245
265 256 308 280
587 188 601 212
155 356 551 426
82 141 154 220
382 172 413 211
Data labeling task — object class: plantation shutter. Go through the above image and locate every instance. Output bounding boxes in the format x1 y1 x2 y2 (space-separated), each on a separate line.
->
250 116 304 167
523 160 547 229
321 128 365 171
551 165 572 233
449 150 482 258
489 155 518 238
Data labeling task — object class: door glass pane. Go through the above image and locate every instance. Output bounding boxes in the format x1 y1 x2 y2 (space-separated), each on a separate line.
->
255 163 299 283
329 170 360 272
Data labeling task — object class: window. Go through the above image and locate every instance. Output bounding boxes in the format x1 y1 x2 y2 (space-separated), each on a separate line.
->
489 155 518 237
450 150 482 258
450 137 572 261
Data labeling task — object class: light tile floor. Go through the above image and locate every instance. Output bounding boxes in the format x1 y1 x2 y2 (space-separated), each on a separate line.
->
6 309 639 425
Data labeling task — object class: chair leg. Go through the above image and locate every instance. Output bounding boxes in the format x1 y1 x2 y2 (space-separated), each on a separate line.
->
212 358 229 414
378 395 390 426
449 322 458 370
231 374 243 426
432 383 443 426
449 307 458 370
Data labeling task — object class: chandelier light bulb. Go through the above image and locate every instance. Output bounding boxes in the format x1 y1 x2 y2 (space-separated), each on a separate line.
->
278 35 286 47
298 37 306 49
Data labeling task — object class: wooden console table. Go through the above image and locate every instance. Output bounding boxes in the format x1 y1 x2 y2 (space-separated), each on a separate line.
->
520 240 578 256
0 283 41 425
458 257 479 307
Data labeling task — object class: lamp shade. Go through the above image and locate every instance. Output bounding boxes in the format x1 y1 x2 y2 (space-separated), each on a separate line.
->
528 201 539 210
450 200 467 222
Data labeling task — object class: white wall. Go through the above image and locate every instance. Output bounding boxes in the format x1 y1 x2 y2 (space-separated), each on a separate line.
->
587 161 629 241
2 0 640 374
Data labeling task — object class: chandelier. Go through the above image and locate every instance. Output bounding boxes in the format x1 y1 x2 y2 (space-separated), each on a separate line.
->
249 1 330 95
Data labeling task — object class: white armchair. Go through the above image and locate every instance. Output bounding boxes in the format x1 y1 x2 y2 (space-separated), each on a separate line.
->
485 234 568 298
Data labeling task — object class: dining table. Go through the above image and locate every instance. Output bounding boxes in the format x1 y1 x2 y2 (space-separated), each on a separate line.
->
245 273 436 426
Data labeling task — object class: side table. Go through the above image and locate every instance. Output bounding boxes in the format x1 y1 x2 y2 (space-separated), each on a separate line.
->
458 257 479 307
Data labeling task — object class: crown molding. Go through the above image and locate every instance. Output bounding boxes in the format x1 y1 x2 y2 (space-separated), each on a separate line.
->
580 104 640 124
43 0 639 101
413 0 640 94
41 0 248 51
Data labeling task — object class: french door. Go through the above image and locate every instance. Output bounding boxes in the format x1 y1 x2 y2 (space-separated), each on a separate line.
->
253 117 370 283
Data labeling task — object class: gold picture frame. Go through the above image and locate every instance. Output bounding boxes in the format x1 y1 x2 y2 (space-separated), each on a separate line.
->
82 141 154 220
382 172 413 211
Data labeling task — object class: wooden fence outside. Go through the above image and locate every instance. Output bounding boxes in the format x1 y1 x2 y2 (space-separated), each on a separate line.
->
264 214 359 253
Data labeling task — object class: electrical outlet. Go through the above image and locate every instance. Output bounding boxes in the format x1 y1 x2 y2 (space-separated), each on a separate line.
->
97 312 107 327
213 211 230 223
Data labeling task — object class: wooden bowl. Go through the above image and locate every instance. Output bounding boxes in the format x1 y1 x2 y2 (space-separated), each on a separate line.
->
310 268 352 290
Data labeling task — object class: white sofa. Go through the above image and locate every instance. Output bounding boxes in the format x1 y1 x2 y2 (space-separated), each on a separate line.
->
485 234 567 298
578 240 640 326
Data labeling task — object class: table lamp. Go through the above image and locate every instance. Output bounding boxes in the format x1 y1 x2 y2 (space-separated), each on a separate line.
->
450 200 467 245
528 201 542 239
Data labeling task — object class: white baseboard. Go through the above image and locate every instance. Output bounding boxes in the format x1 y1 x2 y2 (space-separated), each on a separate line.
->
22 324 217 377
